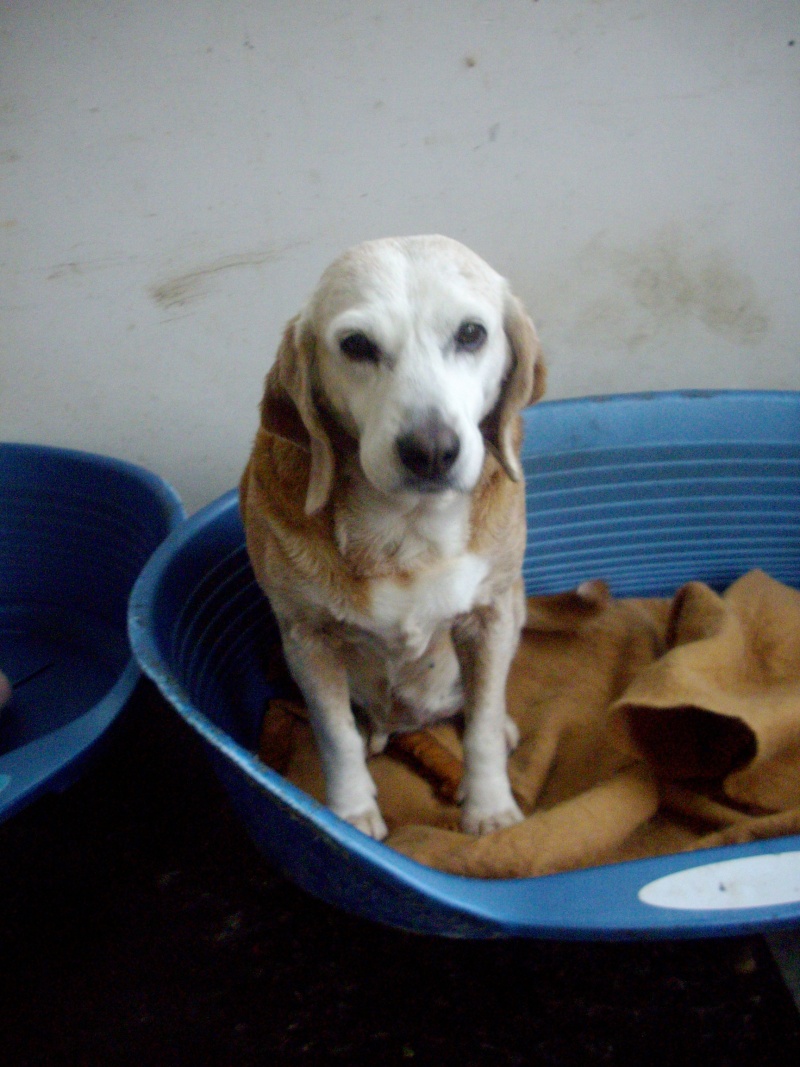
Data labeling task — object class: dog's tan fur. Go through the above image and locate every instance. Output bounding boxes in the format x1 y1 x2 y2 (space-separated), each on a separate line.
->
241 236 545 838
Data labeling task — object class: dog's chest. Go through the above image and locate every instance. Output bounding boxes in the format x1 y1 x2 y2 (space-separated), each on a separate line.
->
333 482 490 657
367 553 489 658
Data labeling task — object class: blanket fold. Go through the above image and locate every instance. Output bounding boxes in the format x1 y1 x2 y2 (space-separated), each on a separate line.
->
258 570 800 878
610 571 800 807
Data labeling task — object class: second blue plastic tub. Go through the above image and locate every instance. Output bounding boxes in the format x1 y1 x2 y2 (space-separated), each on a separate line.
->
0 444 184 821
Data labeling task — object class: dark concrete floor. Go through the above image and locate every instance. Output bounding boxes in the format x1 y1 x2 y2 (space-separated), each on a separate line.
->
1 683 799 1066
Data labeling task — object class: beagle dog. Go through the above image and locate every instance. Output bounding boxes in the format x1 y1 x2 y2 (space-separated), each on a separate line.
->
241 235 545 840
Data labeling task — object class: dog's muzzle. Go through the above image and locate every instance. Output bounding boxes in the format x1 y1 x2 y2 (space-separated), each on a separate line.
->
396 415 461 489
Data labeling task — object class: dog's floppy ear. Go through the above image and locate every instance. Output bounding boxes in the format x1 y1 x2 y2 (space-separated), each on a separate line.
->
481 292 546 481
260 315 336 515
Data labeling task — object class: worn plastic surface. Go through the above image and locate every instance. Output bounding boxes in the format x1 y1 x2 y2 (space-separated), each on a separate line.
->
0 443 184 821
129 391 800 938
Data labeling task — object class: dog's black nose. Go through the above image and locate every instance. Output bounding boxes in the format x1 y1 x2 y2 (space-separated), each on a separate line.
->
396 417 461 483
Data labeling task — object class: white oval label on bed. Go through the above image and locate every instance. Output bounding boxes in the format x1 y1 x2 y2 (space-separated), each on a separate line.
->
638 852 800 911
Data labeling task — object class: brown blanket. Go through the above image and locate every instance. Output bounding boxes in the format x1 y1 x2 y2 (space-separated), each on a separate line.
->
258 570 800 878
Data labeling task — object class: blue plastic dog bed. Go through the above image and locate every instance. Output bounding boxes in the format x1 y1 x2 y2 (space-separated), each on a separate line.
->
0 444 184 821
129 391 800 938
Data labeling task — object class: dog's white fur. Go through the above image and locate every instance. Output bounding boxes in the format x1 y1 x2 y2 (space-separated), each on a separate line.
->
241 235 545 839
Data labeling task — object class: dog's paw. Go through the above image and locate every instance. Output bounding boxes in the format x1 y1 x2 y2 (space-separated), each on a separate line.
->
341 804 388 841
460 799 524 836
458 773 524 836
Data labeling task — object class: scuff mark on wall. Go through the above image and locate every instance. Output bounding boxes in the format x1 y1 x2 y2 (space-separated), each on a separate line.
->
46 254 136 281
149 245 301 309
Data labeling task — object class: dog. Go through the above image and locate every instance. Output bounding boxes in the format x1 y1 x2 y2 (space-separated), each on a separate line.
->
240 235 546 840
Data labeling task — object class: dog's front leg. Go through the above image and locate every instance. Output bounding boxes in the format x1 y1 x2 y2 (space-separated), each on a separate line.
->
455 582 525 835
279 619 388 840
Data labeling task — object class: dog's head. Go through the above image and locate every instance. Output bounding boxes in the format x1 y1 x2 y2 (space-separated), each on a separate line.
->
261 235 546 515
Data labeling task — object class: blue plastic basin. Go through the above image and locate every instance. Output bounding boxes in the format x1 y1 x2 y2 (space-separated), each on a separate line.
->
0 444 184 821
129 391 800 938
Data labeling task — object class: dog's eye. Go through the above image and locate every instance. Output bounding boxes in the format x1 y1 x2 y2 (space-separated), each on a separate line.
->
454 321 487 352
339 332 381 364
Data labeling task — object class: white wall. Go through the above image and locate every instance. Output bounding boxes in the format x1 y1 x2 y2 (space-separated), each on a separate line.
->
2 1 798 512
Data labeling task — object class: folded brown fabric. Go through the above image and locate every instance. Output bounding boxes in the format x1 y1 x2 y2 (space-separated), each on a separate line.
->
609 571 800 809
389 765 659 878
258 571 800 879
693 807 800 849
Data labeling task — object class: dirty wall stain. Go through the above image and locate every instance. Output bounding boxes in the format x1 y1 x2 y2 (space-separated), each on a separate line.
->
149 246 299 310
539 223 769 353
